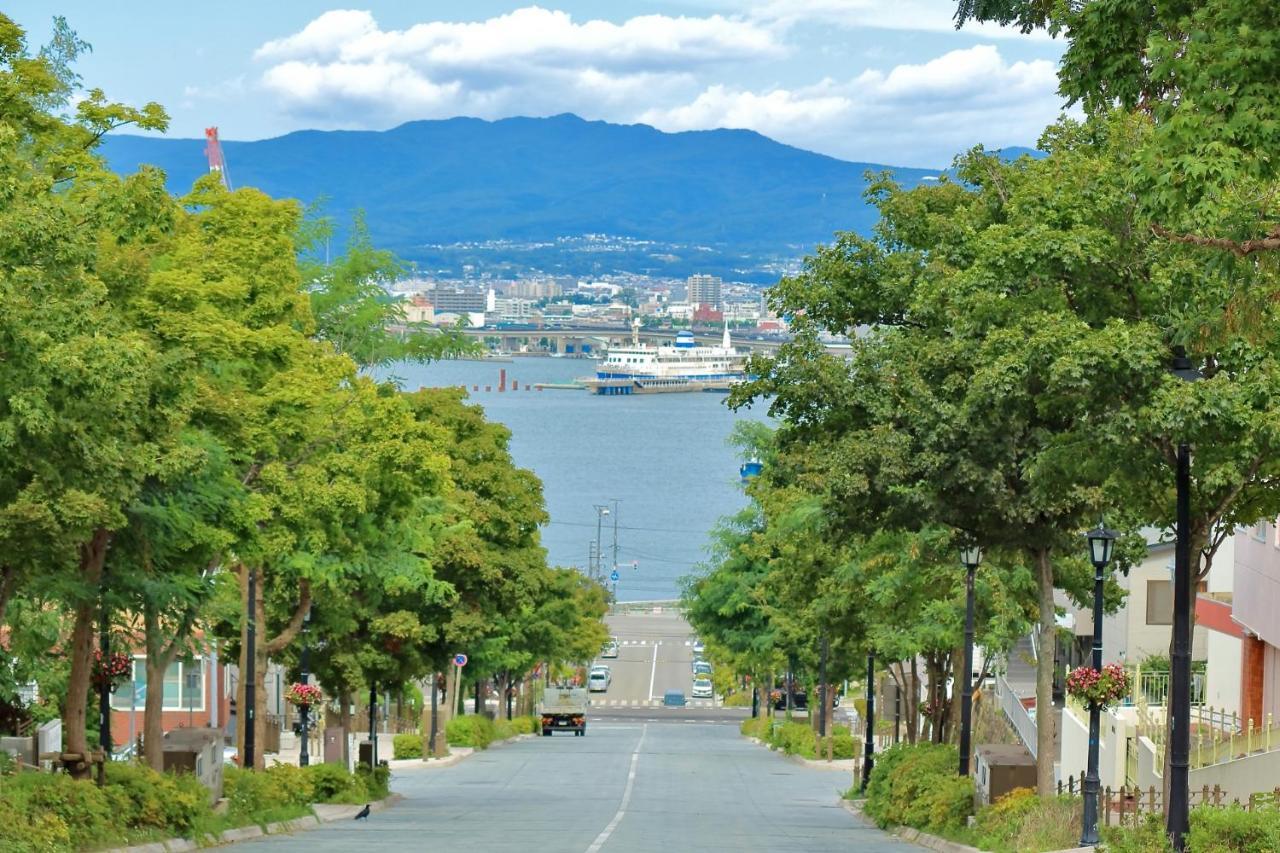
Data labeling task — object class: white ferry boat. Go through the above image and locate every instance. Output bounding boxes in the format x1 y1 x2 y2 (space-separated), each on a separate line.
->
582 321 746 395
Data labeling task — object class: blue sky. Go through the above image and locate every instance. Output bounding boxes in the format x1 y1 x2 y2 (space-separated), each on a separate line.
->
8 2 1068 167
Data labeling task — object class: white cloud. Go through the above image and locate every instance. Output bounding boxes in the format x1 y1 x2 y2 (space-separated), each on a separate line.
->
249 8 1064 165
641 46 1062 165
750 0 1054 40
255 8 781 122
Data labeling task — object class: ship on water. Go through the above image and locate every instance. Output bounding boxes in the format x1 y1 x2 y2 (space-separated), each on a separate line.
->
582 320 746 395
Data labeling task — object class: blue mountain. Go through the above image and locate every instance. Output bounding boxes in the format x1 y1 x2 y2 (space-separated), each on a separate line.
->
100 114 951 280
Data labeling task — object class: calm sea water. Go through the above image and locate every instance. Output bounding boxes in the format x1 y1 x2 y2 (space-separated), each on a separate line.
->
380 357 767 601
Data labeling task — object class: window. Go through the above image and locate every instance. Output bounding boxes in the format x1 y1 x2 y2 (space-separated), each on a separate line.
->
1147 580 1173 625
110 657 205 711
1255 521 1267 542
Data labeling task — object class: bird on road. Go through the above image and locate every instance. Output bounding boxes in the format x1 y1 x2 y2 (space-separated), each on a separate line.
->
354 804 371 820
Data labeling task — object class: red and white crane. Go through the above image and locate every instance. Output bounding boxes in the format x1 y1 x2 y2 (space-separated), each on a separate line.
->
203 126 232 190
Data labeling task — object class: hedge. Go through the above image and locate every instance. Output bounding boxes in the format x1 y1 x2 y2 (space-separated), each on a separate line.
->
393 733 423 759
0 760 391 851
446 714 539 749
1103 806 1280 853
741 718 859 760
863 742 974 834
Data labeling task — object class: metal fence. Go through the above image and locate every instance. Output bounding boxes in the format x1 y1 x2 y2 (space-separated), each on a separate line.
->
1057 775 1280 826
1136 708 1279 771
1122 668 1205 708
995 672 1038 759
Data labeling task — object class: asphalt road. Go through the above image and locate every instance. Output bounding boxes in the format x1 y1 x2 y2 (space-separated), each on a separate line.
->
590 611 717 708
234 721 914 853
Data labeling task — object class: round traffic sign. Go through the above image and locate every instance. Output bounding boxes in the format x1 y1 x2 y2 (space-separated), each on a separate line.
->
610 570 620 582
454 653 468 667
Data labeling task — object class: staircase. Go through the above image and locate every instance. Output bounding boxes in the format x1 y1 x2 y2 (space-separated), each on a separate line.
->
997 633 1063 779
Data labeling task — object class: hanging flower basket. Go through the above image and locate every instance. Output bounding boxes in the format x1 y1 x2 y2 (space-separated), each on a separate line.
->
285 682 324 709
91 651 132 692
1066 663 1131 710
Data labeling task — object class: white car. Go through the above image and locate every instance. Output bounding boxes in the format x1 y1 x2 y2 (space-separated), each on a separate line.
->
601 638 619 658
588 670 611 692
691 677 713 699
692 640 705 655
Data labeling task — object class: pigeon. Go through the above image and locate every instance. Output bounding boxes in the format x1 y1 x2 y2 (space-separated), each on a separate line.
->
354 804 371 820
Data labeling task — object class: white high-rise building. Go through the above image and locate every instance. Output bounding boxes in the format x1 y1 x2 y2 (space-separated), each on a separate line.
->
686 274 723 311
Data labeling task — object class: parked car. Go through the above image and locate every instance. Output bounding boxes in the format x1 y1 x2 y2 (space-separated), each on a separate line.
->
601 637 619 659
663 690 687 707
691 677 714 699
692 640 705 655
692 660 712 676
772 688 807 711
588 669 611 692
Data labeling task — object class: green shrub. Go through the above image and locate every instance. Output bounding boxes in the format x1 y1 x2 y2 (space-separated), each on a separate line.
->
393 733 423 759
864 742 974 834
814 732 859 760
1186 804 1280 852
740 716 770 740
355 763 391 800
305 762 366 803
969 788 1080 853
1100 812 1172 852
223 764 314 817
509 715 538 735
494 719 516 740
768 720 817 757
0 794 73 853
447 714 497 748
972 787 1039 851
103 761 210 835
722 691 753 707
7 769 118 848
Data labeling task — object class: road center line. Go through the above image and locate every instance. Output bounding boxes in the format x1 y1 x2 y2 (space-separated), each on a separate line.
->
585 724 647 853
647 641 658 699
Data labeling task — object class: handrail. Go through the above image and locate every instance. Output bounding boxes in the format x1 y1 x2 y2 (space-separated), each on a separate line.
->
996 672 1038 759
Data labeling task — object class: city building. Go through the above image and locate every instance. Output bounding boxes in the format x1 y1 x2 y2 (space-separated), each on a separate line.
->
402 294 434 325
687 274 723 311
1226 519 1280 725
429 288 488 314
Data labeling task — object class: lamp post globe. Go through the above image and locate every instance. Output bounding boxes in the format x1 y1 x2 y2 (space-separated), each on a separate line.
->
1080 521 1118 845
957 543 982 776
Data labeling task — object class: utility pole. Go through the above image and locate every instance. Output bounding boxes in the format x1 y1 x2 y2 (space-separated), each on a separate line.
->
369 681 378 767
611 499 620 577
594 505 610 583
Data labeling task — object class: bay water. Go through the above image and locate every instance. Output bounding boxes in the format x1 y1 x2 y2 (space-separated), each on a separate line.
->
382 356 767 601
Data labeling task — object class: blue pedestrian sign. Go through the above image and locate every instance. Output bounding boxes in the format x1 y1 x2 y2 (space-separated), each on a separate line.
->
454 653 468 667
610 570 619 582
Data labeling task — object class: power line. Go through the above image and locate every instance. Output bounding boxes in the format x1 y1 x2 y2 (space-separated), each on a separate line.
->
544 520 710 535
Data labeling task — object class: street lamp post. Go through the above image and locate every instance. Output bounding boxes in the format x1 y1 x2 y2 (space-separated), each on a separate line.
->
958 544 983 776
860 649 875 793
1080 522 1118 845
299 606 312 767
1168 346 1201 851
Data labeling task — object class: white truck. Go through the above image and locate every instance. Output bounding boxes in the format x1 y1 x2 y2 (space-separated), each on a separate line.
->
538 687 589 736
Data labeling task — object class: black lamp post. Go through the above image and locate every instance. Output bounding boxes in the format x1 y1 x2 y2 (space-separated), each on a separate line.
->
1168 346 1201 851
1080 522 1118 846
299 606 311 767
860 648 875 793
958 544 983 776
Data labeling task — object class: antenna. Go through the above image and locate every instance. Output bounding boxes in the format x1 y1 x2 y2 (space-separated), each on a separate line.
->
203 127 232 190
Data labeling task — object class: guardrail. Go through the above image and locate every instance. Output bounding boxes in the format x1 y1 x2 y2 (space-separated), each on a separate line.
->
1136 708 1279 770
996 672 1038 759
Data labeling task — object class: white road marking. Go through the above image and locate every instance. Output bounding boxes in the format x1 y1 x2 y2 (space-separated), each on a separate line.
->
585 724 647 853
647 641 658 699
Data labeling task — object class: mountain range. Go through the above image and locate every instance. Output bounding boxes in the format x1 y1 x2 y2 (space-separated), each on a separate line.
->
101 114 1026 282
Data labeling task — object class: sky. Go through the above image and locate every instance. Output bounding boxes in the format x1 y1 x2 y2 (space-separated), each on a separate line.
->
8 2 1069 168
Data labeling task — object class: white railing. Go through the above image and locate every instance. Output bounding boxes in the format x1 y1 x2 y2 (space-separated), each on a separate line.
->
996 672 1038 759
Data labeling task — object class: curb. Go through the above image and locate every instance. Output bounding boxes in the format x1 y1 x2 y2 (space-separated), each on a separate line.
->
386 732 533 772
744 733 859 772
840 800 983 853
105 793 404 852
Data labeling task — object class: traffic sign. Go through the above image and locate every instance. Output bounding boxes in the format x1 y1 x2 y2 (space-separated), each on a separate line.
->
610 570 619 582
454 653 468 667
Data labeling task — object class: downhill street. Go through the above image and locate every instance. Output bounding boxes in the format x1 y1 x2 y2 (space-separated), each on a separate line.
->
233 720 912 852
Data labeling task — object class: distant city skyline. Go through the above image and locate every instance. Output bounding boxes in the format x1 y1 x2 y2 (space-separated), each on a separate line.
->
8 2 1067 167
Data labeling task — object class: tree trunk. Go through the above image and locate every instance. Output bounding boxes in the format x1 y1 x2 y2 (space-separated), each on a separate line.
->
948 646 965 744
1034 547 1057 799
62 529 111 780
143 653 168 771
339 690 353 768
908 657 920 744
